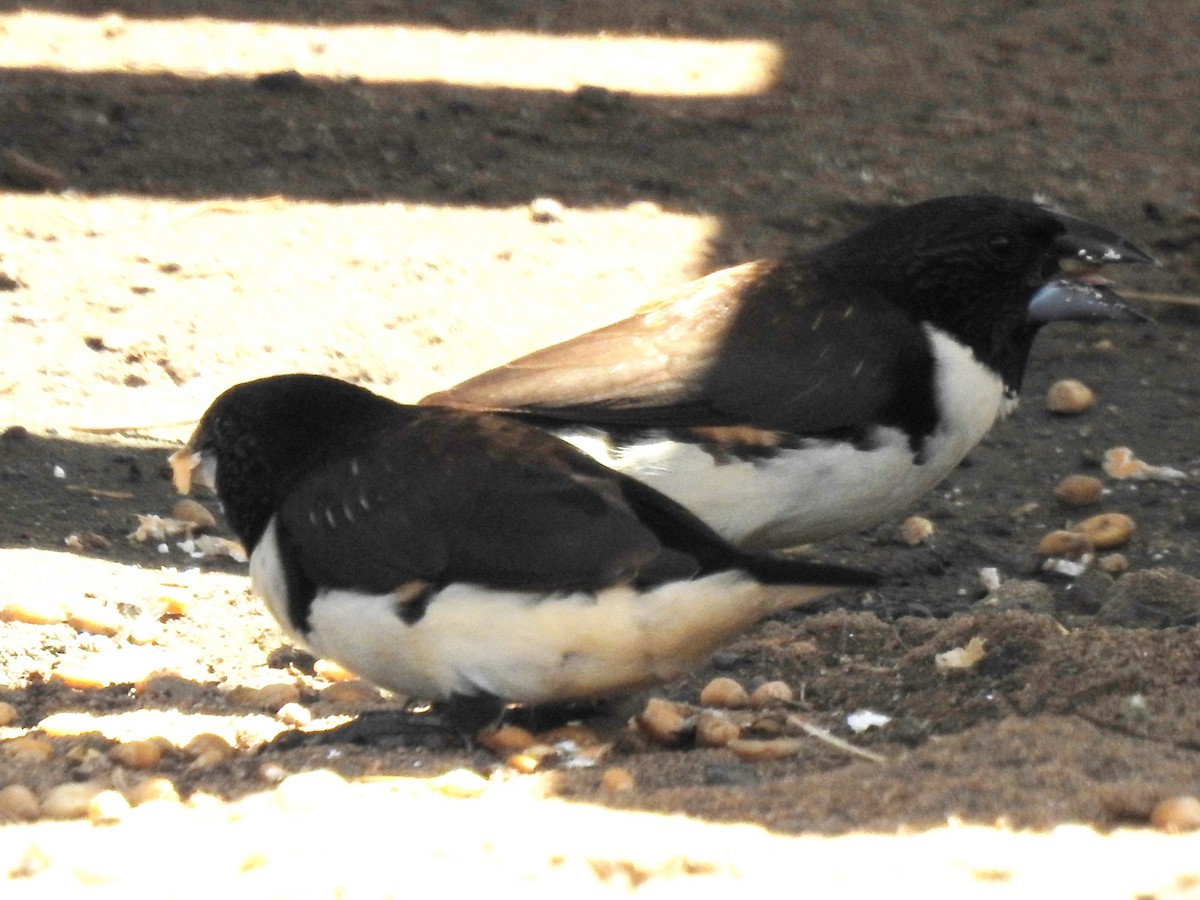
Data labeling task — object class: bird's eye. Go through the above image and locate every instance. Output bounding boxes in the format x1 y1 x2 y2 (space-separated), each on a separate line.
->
987 231 1017 257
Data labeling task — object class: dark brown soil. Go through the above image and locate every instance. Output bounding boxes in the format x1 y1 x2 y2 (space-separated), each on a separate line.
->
2 1 1200 892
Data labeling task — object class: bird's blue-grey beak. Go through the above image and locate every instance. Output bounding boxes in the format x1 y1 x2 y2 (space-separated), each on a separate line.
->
1029 209 1154 324
1028 279 1150 324
1050 210 1157 267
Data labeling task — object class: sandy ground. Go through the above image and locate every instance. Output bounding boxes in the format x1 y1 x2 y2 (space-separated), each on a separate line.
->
3 1 1200 895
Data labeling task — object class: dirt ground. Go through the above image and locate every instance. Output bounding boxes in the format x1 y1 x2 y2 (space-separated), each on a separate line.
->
3 1 1200 894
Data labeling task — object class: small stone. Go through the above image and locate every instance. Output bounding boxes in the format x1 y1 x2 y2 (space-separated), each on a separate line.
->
3 734 55 762
228 682 301 710
636 697 691 745
67 601 124 637
1053 474 1103 506
1096 553 1130 575
1045 379 1095 414
1098 568 1200 627
1150 796 1200 833
275 702 312 728
42 781 105 819
728 738 802 762
126 777 180 806
182 732 233 761
600 767 636 792
529 197 565 223
898 516 935 546
699 677 750 709
319 680 382 704
1074 512 1135 550
171 498 217 531
749 681 794 708
695 710 741 747
88 790 131 825
109 739 166 770
0 700 17 726
477 725 538 754
1036 530 1094 559
0 784 40 821
1 597 67 625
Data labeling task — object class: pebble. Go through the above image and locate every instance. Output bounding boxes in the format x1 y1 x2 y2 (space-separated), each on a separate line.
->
3 733 55 762
1098 568 1200 627
313 658 356 682
529 197 565 223
171 497 217 531
1150 796 1200 833
695 710 741 747
728 738 802 762
228 682 301 710
183 732 234 761
1096 553 1130 575
109 738 166 770
273 769 348 813
1074 512 1136 550
898 515 935 546
699 677 750 709
275 701 312 728
88 789 131 825
42 781 106 819
1036 530 1094 558
478 724 538 754
749 681 794 708
1 596 68 625
0 784 40 821
319 680 382 704
67 601 125 637
636 697 692 745
1045 379 1096 414
600 767 637 792
1054 474 1103 506
0 700 17 726
126 777 180 806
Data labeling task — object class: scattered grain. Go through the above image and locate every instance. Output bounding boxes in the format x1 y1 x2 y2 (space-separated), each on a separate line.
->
3 733 55 762
171 498 217 531
600 767 636 792
1 596 67 625
1150 796 1200 833
42 781 106 819
728 737 802 762
899 515 935 545
636 697 692 744
88 789 131 825
0 784 40 821
1036 530 1094 558
1054 474 1103 506
0 700 18 726
1074 512 1136 549
126 777 180 806
695 710 741 747
749 681 794 708
109 739 166 770
478 724 538 754
1045 379 1095 414
699 676 750 709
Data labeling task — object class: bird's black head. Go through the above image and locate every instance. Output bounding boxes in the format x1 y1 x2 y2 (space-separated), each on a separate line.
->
173 374 402 552
818 195 1152 390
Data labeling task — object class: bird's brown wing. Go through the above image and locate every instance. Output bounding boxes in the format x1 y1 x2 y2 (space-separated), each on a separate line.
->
422 259 927 435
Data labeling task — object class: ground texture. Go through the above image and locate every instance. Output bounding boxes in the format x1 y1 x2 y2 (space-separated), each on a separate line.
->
2 1 1200 895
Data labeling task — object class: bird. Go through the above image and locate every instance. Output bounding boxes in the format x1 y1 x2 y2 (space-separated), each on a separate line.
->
422 195 1153 552
170 373 876 730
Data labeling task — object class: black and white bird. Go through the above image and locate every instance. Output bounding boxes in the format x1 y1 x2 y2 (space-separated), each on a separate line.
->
171 374 875 721
423 195 1153 551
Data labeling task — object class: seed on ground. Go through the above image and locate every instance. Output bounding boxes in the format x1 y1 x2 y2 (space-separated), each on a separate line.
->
42 781 106 820
699 677 750 709
1150 796 1200 833
750 681 794 708
1074 512 1136 549
695 710 741 747
0 784 40 821
728 738 803 762
1054 474 1103 506
600 767 636 792
898 515 935 545
1045 378 1095 414
636 697 692 744
88 789 131 825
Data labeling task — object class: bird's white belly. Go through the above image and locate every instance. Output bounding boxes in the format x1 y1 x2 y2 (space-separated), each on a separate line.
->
249 520 809 703
559 327 1013 551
